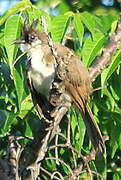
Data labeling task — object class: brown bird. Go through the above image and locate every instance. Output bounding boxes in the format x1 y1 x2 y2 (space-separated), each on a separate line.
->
13 20 105 151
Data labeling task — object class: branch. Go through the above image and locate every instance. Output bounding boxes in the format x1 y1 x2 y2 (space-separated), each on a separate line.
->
7 134 24 180
21 107 68 179
89 19 121 81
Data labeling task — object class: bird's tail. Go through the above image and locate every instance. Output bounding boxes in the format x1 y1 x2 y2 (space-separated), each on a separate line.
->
81 105 105 152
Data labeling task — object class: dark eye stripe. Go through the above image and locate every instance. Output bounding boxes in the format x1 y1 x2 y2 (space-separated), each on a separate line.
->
24 33 36 43
25 34 29 43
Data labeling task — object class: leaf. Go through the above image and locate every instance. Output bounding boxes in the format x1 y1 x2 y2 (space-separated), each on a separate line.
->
101 88 115 110
24 119 32 137
57 1 70 14
109 70 121 100
0 62 11 84
77 113 86 149
0 0 32 25
13 65 25 111
50 15 71 42
80 12 95 37
70 109 85 151
25 6 51 27
95 152 107 178
44 154 56 171
81 32 105 66
70 109 78 139
101 49 121 86
20 98 33 118
100 15 118 33
110 84 120 101
0 110 16 136
109 113 121 158
0 28 4 45
113 173 120 180
74 13 84 46
94 15 117 34
4 16 22 70
94 16 107 34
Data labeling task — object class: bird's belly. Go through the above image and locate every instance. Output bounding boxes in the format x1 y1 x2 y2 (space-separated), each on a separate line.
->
29 58 55 98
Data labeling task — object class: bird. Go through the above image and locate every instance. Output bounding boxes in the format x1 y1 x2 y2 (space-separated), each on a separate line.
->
13 19 105 152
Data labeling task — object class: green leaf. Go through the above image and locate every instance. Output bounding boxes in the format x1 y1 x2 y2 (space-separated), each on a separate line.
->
0 28 4 45
113 172 121 180
109 114 121 158
0 0 32 25
89 161 100 180
74 13 84 46
101 88 115 110
100 15 118 33
50 15 71 42
25 6 51 26
109 70 121 100
0 62 11 84
94 15 117 34
77 113 86 149
13 65 25 111
0 110 16 136
94 16 107 34
70 109 78 139
101 49 121 86
4 16 22 70
81 32 105 66
70 109 85 151
18 98 33 119
80 12 95 36
110 85 120 101
95 152 107 179
44 154 56 171
24 119 32 137
113 173 120 180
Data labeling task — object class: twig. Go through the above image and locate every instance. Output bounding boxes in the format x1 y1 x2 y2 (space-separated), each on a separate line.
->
7 134 17 178
55 133 60 165
12 51 27 66
45 157 75 179
55 132 67 141
66 116 71 145
49 143 85 164
40 166 61 180
16 142 24 180
51 171 64 180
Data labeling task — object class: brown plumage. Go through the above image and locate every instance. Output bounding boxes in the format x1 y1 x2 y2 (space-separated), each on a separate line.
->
53 43 104 151
13 20 105 152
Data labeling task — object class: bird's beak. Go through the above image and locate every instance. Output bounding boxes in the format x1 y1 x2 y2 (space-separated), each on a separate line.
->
12 37 25 44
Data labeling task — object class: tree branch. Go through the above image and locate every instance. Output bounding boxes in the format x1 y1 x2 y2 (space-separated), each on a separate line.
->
89 19 121 81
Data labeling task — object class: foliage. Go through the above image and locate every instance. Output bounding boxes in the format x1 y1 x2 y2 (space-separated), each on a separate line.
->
0 0 121 179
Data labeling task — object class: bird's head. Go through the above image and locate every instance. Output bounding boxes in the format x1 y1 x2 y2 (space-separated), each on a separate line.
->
12 19 48 52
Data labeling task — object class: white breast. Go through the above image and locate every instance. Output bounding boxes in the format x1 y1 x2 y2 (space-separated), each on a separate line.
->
21 42 55 98
30 48 55 97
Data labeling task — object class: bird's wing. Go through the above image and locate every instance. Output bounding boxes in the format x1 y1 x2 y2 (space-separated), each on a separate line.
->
65 56 104 151
65 56 91 105
54 43 104 151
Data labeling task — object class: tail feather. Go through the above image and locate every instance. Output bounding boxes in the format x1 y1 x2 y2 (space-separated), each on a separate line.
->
81 105 105 152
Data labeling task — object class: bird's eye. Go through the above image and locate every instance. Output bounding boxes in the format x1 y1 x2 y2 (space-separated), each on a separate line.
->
30 34 36 40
